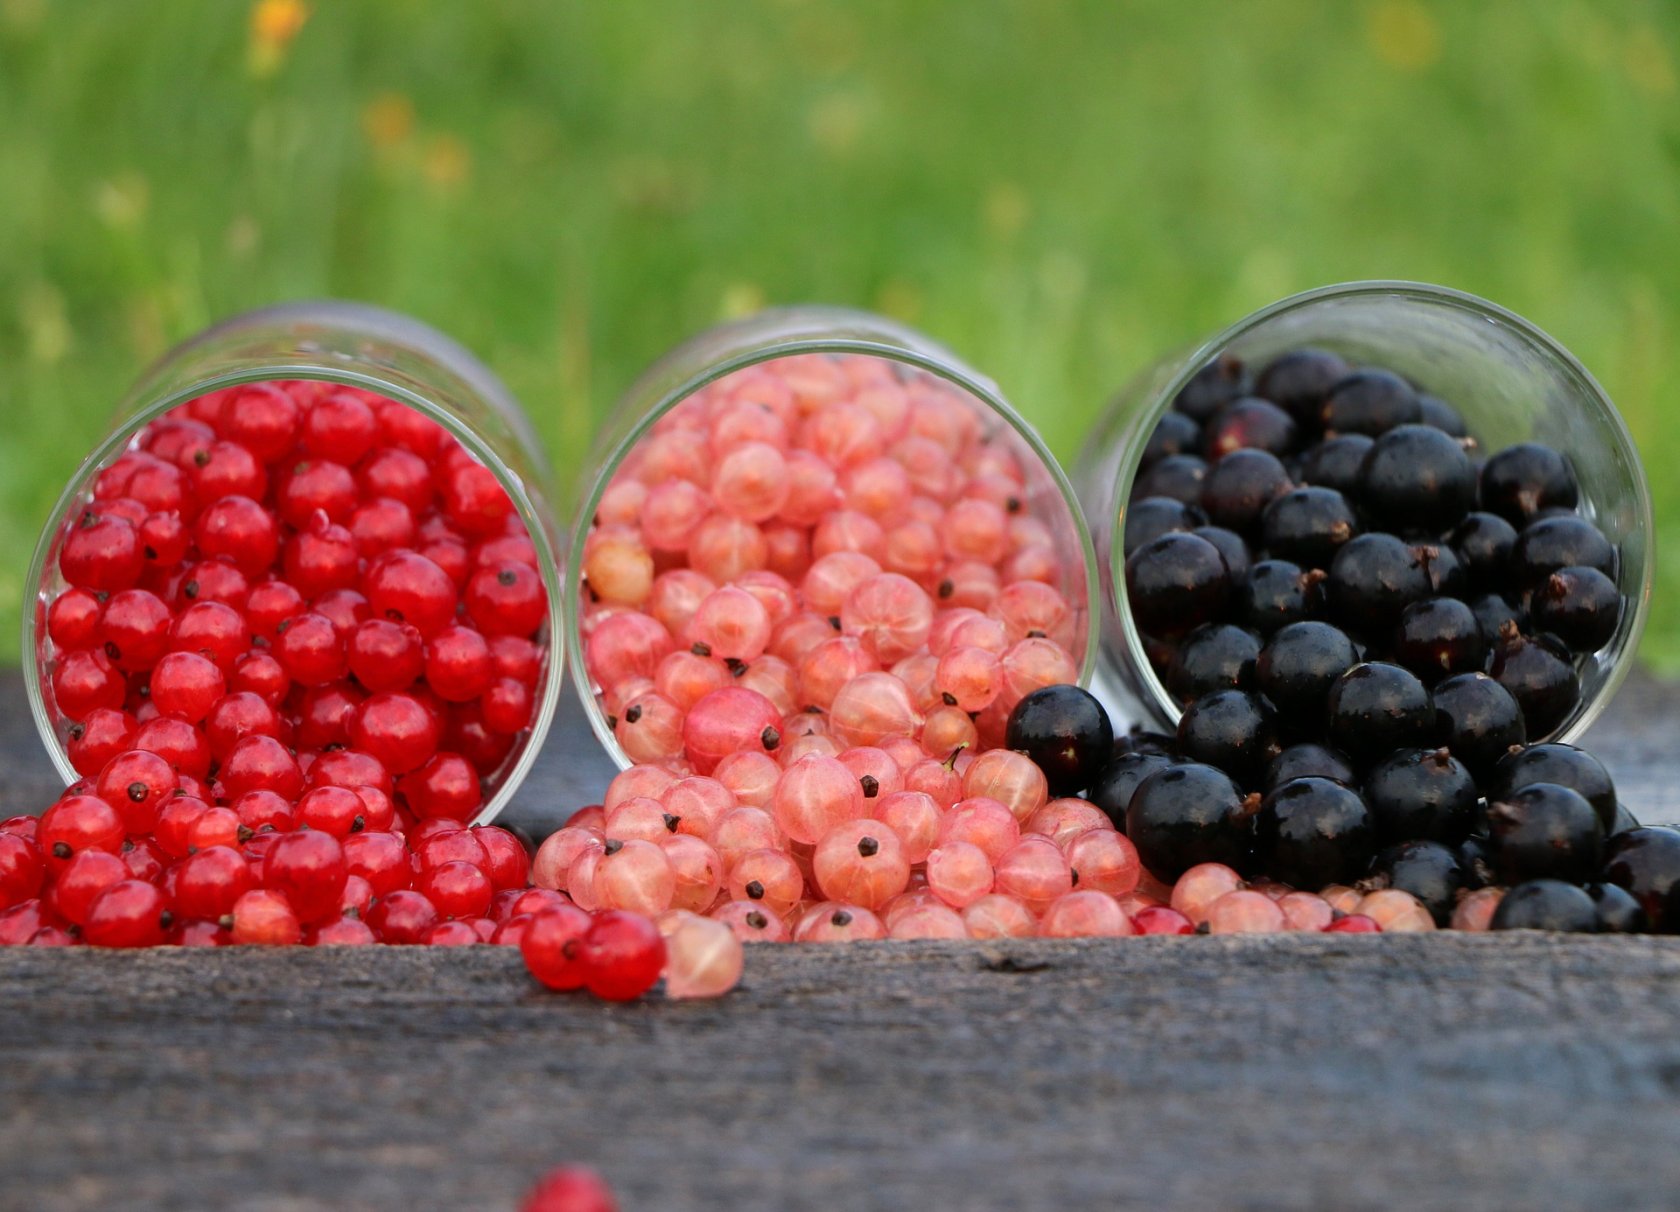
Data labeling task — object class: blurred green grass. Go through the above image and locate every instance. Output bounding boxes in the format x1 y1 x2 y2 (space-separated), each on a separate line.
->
0 0 1677 667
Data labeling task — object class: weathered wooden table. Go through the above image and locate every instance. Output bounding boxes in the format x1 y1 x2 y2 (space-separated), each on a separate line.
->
3 670 1678 1212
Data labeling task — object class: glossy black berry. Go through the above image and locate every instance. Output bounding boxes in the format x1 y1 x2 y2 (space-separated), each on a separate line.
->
1296 433 1373 497
1087 751 1174 832
1266 743 1357 790
1393 597 1483 684
1121 729 1179 757
1254 621 1358 722
1417 393 1469 438
1469 592 1527 648
1490 879 1597 932
1204 398 1298 460
1237 559 1326 634
1191 526 1251 581
1510 515 1616 586
1125 531 1231 637
1494 742 1616 831
1458 834 1495 889
1176 689 1276 785
1450 512 1518 592
1322 368 1421 436
1610 802 1640 837
1123 496 1207 558
1584 882 1648 933
1126 762 1259 881
1529 565 1621 652
1255 777 1376 888
1165 623 1261 702
1142 411 1201 468
1254 347 1350 424
1005 685 1114 798
1601 826 1680 934
1489 627 1580 738
1365 839 1465 926
1431 672 1526 781
1412 542 1467 598
1327 533 1432 633
1487 782 1603 884
1479 442 1578 525
1325 661 1434 766
1362 746 1479 845
1356 424 1477 533
1173 353 1249 423
1259 486 1360 569
1131 453 1207 505
1199 449 1292 536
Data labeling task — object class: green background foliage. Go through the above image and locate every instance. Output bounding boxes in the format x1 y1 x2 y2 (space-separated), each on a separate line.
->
1 0 1676 665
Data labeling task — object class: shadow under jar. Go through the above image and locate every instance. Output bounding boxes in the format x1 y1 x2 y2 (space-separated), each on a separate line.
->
569 306 1099 775
1076 281 1652 746
27 302 565 826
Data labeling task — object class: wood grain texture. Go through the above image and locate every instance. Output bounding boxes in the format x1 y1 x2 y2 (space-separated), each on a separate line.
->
2 671 1679 1211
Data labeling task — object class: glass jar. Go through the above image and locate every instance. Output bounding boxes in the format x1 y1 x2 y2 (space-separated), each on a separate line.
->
568 305 1100 770
1076 280 1653 741
25 301 565 824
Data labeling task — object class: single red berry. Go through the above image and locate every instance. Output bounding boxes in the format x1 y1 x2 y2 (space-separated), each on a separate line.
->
403 753 483 822
278 459 357 528
217 382 300 463
364 550 457 636
520 1166 619 1212
365 889 440 944
205 691 284 761
186 805 242 852
418 860 493 920
47 587 104 650
98 588 173 671
150 651 227 724
425 625 494 702
482 677 535 735
294 681 366 750
296 786 368 837
465 561 547 637
340 873 375 918
122 456 189 515
442 460 515 537
350 785 396 832
59 512 144 591
174 558 251 612
1325 913 1382 934
138 511 190 570
47 849 129 926
519 904 594 990
474 534 539 571
168 600 251 672
83 879 170 948
230 888 303 944
358 447 435 514
473 826 530 890
153 795 210 859
184 440 268 502
489 635 543 686
0 834 45 909
282 517 361 597
231 651 291 706
131 715 212 781
244 580 307 643
232 789 295 832
275 612 349 687
174 845 255 920
194 495 280 576
443 704 517 774
311 588 372 636
491 914 533 946
349 692 442 775
342 831 414 897
377 400 449 458
425 919 482 946
262 830 348 923
0 900 52 945
580 909 666 1001
311 916 377 945
66 707 139 777
412 827 489 873
348 497 418 556
220 734 305 801
300 392 379 465
52 648 127 719
307 749 394 798
172 919 230 946
347 619 426 693
506 888 570 920
124 838 169 884
38 794 126 872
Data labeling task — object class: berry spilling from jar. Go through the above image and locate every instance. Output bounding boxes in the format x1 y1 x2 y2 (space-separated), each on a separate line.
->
1102 346 1667 932
579 352 1088 773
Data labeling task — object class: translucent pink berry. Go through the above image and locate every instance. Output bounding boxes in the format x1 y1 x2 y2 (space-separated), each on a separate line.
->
942 498 1009 564
655 649 732 711
934 646 1002 713
994 836 1073 907
713 751 781 809
603 796 678 843
593 838 676 916
829 672 922 748
711 441 789 522
779 450 841 526
794 902 887 942
963 893 1038 939
663 912 744 999
804 401 883 469
681 686 783 774
1039 890 1134 938
1065 829 1141 897
533 827 603 893
840 573 934 664
640 478 713 553
604 764 678 810
646 569 716 636
710 898 791 943
1207 889 1287 934
583 533 654 607
797 636 879 710
836 746 903 803
1451 887 1503 931
1320 884 1364 915
585 611 674 690
939 797 1020 862
684 586 772 663
812 820 910 909
801 551 882 617
882 520 942 581
961 749 1048 823
876 790 941 865
1028 800 1114 851
888 903 969 940
925 842 994 909
771 754 864 845
727 847 804 915
615 691 685 765
738 655 799 716
660 776 735 840
658 834 726 914
686 514 767 583
734 570 798 624
771 611 840 665
1357 889 1436 932
711 804 783 870
1279 892 1335 932
1171 863 1245 926
989 580 1073 646
903 758 962 809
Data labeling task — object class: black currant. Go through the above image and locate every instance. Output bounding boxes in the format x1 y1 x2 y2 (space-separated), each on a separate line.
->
1393 597 1484 684
1191 525 1251 581
1004 684 1115 798
1254 347 1350 424
1449 512 1518 592
1199 449 1292 536
1254 620 1358 722
1165 623 1261 702
1458 834 1495 889
1255 777 1376 888
1173 352 1249 423
1327 533 1432 633
1131 453 1208 505
1259 486 1360 569
1510 515 1616 586
1087 751 1174 832
1362 746 1479 844
1237 559 1326 634
1488 626 1580 738
1356 424 1477 533
1297 433 1373 497
1123 496 1206 558
1175 689 1276 785
1487 782 1603 884
1203 398 1298 460
1412 542 1467 598
1610 802 1640 837
1529 565 1621 652
1322 368 1422 436
1469 592 1527 648
1431 671 1526 781
1142 411 1201 468
1417 393 1469 437
1124 531 1231 636
1601 826 1680 934
1584 882 1648 934
1490 879 1597 932
1494 742 1616 831
1266 743 1357 790
1365 839 1465 926
1479 442 1578 525
1325 661 1433 765
1126 762 1259 881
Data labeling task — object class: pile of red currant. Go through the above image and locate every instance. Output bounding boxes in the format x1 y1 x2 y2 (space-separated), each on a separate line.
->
1104 346 1680 933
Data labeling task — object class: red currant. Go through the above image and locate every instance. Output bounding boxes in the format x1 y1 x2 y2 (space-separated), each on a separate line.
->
194 495 279 576
282 516 361 597
38 793 126 871
307 748 395 798
520 1166 619 1212
402 753 483 821
418 860 493 919
482 677 535 735
174 845 255 920
359 448 435 513
83 879 170 947
0 833 45 909
99 589 173 672
168 600 250 672
275 612 349 686
52 648 127 719
342 831 414 897
466 561 547 637
278 459 357 528
232 651 291 705
230 888 303 944
262 830 348 923
474 825 530 889
149 651 227 723
139 511 191 570
300 392 379 464
66 707 139 777
47 849 129 925
296 786 368 837
175 558 251 611
96 749 179 835
349 497 418 555
47 587 104 649
424 625 494 702
364 550 457 637
294 681 365 750
205 691 284 761
220 734 305 801
519 904 593 990
59 512 144 591
579 909 666 1001
347 619 426 693
350 692 442 775
131 716 212 781
244 580 306 642
365 889 440 944
232 789 295 832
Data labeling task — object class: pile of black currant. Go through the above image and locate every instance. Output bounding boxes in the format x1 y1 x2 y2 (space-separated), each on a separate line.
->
1015 348 1676 933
